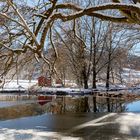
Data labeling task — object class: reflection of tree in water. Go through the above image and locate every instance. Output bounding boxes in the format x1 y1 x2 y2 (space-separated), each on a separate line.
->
0 103 47 120
48 96 90 113
0 95 128 120
96 97 126 112
91 92 129 113
49 95 127 114
74 97 90 112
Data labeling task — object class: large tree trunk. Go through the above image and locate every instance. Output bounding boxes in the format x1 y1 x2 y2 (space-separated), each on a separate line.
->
106 56 111 112
82 65 88 89
92 68 97 89
106 63 110 89
84 78 88 89
92 49 97 89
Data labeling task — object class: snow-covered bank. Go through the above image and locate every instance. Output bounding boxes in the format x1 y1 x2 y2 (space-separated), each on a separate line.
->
2 80 37 90
0 80 137 95
1 67 140 95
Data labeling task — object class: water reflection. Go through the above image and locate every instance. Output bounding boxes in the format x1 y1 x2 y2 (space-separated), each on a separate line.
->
0 102 37 120
49 95 127 114
0 93 129 121
126 100 140 112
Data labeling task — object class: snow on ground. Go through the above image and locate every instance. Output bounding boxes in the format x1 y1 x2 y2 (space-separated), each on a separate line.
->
122 68 140 82
2 80 37 90
0 67 140 92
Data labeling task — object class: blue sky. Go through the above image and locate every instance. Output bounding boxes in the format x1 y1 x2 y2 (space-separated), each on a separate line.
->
27 0 38 6
133 43 140 56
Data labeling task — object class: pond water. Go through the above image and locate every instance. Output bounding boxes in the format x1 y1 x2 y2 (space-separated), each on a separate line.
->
0 100 37 108
0 95 139 139
0 95 138 114
0 95 127 115
126 100 140 112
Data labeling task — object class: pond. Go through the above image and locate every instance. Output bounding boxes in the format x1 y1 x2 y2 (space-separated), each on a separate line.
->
0 94 128 117
126 100 140 112
0 98 138 113
0 94 139 140
0 94 137 121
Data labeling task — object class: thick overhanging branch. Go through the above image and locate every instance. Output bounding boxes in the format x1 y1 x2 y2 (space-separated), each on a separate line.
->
36 12 128 23
37 2 140 51
34 0 57 37
3 1 139 54
88 12 128 23
55 2 140 15
55 2 140 23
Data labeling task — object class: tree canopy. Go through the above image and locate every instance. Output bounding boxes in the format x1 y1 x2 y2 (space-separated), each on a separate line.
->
0 0 139 81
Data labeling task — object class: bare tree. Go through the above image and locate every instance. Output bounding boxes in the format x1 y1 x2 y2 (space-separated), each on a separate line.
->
0 0 139 83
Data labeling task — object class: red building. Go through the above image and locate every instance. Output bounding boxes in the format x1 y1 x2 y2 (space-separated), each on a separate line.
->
38 76 52 87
